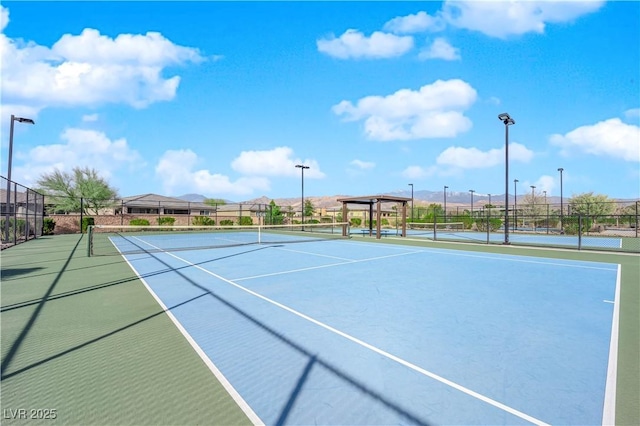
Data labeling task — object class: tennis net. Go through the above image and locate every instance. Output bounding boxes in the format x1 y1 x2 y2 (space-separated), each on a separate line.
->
87 222 351 256
406 222 465 236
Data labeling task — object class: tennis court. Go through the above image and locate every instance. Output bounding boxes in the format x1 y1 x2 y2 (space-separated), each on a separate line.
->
403 224 624 250
109 228 620 425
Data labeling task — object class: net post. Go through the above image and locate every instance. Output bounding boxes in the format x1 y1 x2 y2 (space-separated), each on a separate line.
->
258 224 262 244
87 225 93 257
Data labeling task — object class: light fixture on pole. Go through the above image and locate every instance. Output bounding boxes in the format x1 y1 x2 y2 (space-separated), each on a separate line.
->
408 183 414 222
558 167 564 233
514 179 519 232
4 115 35 242
498 112 515 244
295 164 310 228
443 185 448 223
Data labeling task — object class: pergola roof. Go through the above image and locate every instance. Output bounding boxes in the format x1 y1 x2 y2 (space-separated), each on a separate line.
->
336 194 411 239
336 194 412 204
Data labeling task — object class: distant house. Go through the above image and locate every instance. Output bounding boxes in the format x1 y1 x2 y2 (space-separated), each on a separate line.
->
116 194 218 216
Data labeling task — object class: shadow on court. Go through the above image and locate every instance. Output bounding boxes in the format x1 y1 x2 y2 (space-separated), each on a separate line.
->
112 237 433 425
2 235 431 424
1 235 84 378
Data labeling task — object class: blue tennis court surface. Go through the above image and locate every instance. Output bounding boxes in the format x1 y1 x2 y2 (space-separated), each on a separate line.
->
114 235 619 425
405 229 622 249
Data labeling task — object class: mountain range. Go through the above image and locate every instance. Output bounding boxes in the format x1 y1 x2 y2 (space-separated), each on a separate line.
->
177 190 570 208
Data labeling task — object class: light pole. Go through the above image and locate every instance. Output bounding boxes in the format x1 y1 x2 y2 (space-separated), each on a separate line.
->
408 183 414 222
295 164 309 228
499 112 515 244
514 179 518 232
443 185 448 222
469 189 475 216
4 115 35 242
558 167 564 233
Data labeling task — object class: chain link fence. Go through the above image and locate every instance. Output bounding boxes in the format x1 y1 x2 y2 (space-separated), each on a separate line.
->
406 200 639 253
1 176 45 249
43 196 339 234
34 194 640 253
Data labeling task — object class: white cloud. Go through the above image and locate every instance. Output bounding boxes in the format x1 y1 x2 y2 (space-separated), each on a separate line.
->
332 79 477 141
350 159 376 170
624 108 640 120
155 149 271 197
1 5 9 33
317 29 413 59
82 113 98 122
14 128 144 187
401 165 437 179
533 175 556 195
231 146 325 178
441 0 604 39
550 118 640 162
383 11 445 34
1 18 204 113
418 37 460 61
436 142 534 169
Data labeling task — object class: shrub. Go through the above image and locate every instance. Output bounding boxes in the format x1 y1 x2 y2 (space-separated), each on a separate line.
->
130 218 150 226
239 216 253 226
81 217 95 233
157 216 176 226
219 219 234 226
43 218 56 235
563 216 592 235
350 217 362 226
0 218 26 240
475 217 503 232
192 216 215 226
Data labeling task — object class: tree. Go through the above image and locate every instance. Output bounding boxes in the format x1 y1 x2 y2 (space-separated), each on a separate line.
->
423 203 444 222
37 167 118 214
569 192 615 225
520 193 547 227
304 199 315 218
266 200 284 225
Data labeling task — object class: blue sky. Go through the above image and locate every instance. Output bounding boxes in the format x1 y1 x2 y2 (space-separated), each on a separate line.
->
1 1 638 201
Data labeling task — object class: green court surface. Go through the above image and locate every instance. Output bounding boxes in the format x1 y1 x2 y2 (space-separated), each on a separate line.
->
1 234 638 425
1 235 251 425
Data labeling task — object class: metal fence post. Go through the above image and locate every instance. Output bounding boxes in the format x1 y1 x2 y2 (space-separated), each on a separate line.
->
12 183 16 245
636 201 640 238
546 204 549 234
433 212 437 241
486 208 490 244
578 215 583 250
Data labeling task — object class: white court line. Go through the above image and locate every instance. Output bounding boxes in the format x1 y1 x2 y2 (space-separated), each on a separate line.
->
383 242 619 271
330 237 619 271
117 242 264 426
132 236 550 426
273 246 356 261
234 249 424 282
602 264 621 426
603 300 615 304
